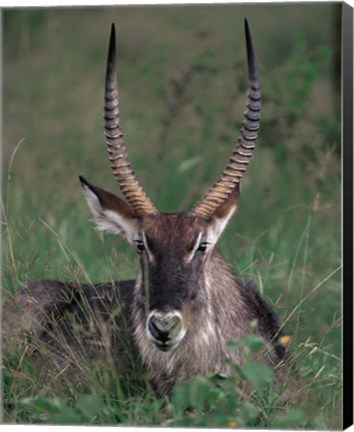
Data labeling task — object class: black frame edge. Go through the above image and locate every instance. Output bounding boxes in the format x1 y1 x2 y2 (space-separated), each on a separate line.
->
343 1 354 430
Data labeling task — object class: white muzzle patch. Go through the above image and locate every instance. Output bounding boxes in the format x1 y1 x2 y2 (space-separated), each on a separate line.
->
146 310 187 351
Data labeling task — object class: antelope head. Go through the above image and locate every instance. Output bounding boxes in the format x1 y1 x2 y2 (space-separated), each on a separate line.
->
80 20 261 352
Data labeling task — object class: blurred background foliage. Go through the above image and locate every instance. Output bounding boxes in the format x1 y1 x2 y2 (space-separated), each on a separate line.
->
2 3 341 427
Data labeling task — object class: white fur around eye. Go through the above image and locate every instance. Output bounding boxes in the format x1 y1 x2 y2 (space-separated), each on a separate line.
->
185 232 203 263
141 233 155 262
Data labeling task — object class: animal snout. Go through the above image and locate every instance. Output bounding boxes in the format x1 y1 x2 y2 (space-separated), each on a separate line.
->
146 310 186 351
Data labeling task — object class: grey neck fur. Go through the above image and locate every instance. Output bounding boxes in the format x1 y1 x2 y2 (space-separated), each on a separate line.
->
131 251 250 395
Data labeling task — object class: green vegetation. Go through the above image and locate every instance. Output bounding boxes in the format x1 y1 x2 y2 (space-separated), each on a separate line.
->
2 4 341 428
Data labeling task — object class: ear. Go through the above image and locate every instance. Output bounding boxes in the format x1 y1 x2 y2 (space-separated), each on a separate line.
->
79 176 139 243
207 185 240 243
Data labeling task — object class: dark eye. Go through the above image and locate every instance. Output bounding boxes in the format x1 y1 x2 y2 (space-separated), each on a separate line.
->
134 240 145 253
196 242 208 254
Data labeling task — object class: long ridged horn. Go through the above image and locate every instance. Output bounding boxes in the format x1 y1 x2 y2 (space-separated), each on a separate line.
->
191 19 261 219
104 23 157 216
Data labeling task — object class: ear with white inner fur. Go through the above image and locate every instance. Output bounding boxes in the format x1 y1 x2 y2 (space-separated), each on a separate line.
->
206 186 240 244
79 176 139 243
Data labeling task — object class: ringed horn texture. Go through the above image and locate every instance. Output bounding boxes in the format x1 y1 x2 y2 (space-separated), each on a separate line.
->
104 24 157 216
191 18 261 219
104 20 260 219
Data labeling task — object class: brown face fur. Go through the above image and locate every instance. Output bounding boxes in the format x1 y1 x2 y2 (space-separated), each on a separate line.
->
138 213 211 312
139 213 210 259
80 177 239 349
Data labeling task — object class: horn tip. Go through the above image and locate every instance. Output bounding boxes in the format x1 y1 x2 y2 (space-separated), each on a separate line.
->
110 23 116 38
244 17 252 51
244 17 258 82
244 18 249 31
108 23 116 60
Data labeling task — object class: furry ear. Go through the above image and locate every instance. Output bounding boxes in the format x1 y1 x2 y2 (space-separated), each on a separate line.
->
79 176 139 243
207 186 240 243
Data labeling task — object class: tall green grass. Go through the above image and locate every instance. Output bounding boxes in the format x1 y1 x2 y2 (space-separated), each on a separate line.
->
2 4 341 428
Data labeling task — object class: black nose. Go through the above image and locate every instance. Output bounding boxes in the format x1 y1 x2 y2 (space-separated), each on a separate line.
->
148 318 170 343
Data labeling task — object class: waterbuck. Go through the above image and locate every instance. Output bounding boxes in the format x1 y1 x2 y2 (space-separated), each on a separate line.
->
3 20 295 398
